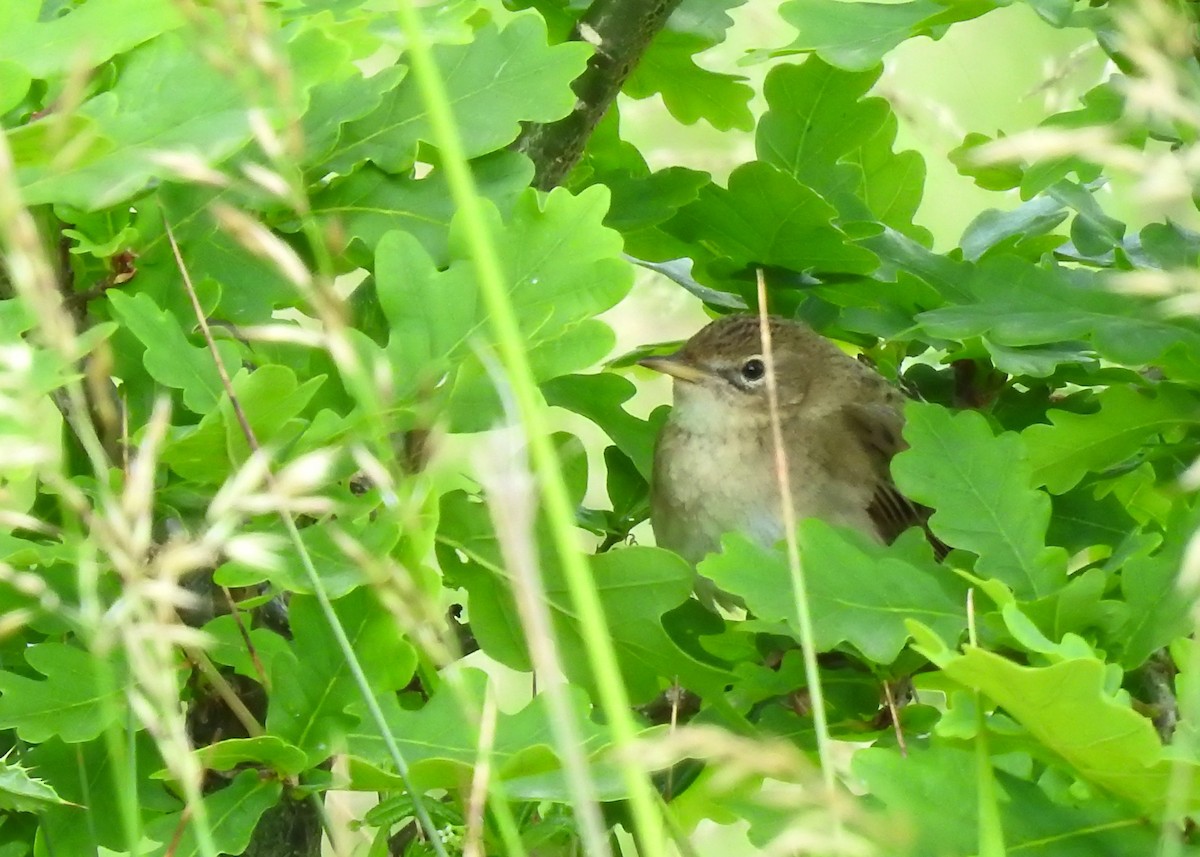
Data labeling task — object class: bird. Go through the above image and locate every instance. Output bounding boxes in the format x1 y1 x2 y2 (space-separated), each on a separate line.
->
639 314 928 568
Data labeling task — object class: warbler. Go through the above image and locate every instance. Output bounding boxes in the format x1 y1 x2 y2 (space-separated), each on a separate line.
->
640 314 926 565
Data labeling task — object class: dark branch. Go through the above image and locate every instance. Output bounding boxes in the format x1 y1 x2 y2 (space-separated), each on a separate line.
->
514 0 684 190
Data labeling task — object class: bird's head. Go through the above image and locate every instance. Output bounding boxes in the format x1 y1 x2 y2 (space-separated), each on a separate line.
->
639 315 835 428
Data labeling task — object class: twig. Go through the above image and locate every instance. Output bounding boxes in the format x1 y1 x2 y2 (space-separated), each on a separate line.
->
881 680 908 758
514 0 685 189
185 646 264 739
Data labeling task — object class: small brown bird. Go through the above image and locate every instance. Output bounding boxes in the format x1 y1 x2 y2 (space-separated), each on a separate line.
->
640 314 925 566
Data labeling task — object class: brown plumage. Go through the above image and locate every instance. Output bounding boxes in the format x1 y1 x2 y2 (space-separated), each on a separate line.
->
640 315 934 565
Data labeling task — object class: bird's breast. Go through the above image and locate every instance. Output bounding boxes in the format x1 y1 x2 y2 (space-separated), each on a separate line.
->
650 412 879 562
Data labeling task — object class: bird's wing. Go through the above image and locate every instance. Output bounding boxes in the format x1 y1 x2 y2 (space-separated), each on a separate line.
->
840 400 944 555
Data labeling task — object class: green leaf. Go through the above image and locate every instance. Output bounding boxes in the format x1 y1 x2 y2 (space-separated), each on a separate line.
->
912 621 1199 816
757 60 887 186
915 256 1200 382
756 59 928 240
267 588 416 765
202 615 290 684
775 0 1002 70
625 30 753 131
663 161 878 282
330 14 590 173
18 33 257 209
26 733 177 853
1023 385 1200 494
374 230 480 396
893 403 1068 599
195 736 308 777
0 0 183 79
311 152 534 269
136 183 301 324
1119 505 1200 668
623 0 751 130
215 517 401 598
145 770 281 857
0 643 124 744
0 60 31 115
346 668 618 797
700 525 968 663
160 365 325 483
542 373 659 480
376 185 632 430
300 56 405 169
856 743 1170 856
0 753 68 813
602 166 710 236
950 131 1025 191
107 291 241 415
437 492 729 703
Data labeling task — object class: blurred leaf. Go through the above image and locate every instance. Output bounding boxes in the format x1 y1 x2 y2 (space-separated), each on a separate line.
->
18 33 256 209
215 517 401 597
893 403 1068 599
1021 84 1137 199
301 62 406 169
950 131 1025 191
0 643 125 744
700 525 968 663
1139 220 1200 269
775 0 1002 69
438 492 728 703
0 60 31 115
202 615 291 684
26 733 176 853
137 183 300 324
0 0 183 79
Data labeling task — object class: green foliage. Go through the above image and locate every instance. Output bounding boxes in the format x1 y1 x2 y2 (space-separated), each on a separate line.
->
0 643 126 744
4 0 1200 855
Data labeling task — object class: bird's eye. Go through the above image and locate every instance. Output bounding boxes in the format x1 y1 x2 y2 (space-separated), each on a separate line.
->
740 358 765 382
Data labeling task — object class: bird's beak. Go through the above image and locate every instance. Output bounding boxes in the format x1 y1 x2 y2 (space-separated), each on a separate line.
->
638 354 708 383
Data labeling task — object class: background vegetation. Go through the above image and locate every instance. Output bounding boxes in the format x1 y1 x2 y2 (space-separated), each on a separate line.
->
2 0 1200 855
